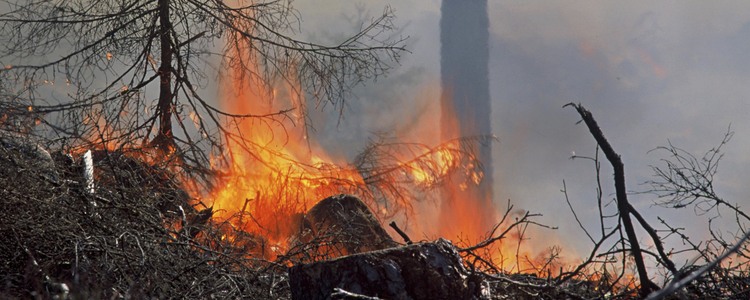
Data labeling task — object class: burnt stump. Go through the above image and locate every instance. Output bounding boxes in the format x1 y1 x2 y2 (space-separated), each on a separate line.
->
293 194 398 259
288 238 487 300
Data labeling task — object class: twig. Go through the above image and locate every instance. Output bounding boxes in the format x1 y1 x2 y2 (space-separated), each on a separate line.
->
483 273 586 300
646 229 750 300
459 211 544 253
388 221 412 245
330 288 382 299
627 202 677 274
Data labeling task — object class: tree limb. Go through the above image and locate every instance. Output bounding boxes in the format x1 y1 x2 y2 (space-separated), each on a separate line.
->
564 102 659 295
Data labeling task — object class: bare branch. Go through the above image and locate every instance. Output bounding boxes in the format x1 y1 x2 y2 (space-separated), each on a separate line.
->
565 102 660 295
647 229 750 300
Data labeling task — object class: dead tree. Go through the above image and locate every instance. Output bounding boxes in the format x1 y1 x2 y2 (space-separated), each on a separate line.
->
565 103 665 295
0 0 406 168
561 105 750 298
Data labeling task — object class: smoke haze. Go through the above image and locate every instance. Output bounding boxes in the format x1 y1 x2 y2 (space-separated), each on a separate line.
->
296 1 750 257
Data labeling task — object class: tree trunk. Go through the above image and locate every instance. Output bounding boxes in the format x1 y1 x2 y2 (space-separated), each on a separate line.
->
296 195 398 258
154 0 174 152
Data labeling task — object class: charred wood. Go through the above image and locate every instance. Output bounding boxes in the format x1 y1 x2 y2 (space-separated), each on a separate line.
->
291 194 398 261
289 238 487 300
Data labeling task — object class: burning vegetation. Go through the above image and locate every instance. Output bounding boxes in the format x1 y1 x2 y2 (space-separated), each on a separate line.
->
189 59 503 264
5 77 750 299
3 1 750 299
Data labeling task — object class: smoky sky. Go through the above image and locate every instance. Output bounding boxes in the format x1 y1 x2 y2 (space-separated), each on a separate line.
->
296 1 750 256
489 2 750 253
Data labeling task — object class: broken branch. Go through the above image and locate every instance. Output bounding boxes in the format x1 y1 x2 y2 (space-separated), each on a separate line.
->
389 221 413 245
565 102 660 295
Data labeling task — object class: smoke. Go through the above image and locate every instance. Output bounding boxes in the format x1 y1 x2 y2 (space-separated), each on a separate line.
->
294 1 441 160
488 2 750 255
295 1 750 256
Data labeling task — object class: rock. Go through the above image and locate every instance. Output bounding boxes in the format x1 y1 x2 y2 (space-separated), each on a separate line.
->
293 194 398 260
288 238 488 300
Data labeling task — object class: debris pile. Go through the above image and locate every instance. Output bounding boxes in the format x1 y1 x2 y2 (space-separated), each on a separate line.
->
0 132 276 298
289 238 486 300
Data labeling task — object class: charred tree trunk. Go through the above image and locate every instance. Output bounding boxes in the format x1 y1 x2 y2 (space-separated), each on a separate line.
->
290 195 398 262
153 0 174 153
438 2 496 260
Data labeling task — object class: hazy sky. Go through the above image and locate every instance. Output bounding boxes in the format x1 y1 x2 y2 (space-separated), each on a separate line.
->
295 1 750 257
488 1 750 255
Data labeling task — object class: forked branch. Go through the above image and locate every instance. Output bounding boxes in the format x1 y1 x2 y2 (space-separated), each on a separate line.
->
564 102 661 295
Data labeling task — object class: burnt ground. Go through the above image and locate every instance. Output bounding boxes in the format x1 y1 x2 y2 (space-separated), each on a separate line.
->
1 133 744 299
0 135 286 299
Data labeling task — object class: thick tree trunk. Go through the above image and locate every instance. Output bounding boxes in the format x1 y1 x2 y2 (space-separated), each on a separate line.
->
309 195 397 252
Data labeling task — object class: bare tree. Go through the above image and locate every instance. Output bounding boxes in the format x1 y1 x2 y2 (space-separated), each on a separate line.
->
559 105 750 298
0 0 405 167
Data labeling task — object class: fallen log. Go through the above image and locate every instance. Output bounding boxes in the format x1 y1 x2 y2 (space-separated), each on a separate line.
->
289 238 487 300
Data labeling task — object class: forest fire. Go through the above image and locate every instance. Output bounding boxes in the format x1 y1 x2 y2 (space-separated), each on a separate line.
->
199 73 366 257
6 0 750 297
53 45 564 281
64 84 637 292
191 62 517 264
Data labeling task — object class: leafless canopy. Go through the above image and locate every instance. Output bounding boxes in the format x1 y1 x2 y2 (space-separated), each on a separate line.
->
0 0 406 173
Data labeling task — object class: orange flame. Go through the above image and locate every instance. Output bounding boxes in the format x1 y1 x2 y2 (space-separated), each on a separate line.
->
70 58 561 275
189 34 560 276
197 63 368 258
200 65 556 273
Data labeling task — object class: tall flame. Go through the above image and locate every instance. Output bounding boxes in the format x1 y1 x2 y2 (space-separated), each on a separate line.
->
71 57 554 273
195 35 552 274
203 68 367 257
201 63 550 271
